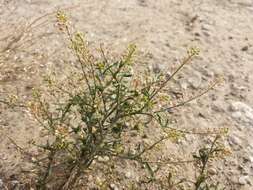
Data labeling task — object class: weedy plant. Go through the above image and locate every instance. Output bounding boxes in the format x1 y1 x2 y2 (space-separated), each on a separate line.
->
1 11 229 190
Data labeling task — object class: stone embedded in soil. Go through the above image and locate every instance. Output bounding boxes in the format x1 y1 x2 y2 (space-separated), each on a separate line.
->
97 156 110 162
151 63 167 74
208 167 217 175
10 180 20 189
187 73 202 89
125 171 132 178
211 103 224 113
109 183 119 190
202 68 214 78
238 176 249 185
241 46 249 51
230 83 248 98
179 72 202 90
249 156 253 163
228 135 242 146
137 0 148 7
229 101 253 128
0 179 3 188
179 80 188 90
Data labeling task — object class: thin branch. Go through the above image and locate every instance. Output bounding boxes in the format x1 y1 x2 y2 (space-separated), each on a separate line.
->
155 79 220 113
150 54 194 100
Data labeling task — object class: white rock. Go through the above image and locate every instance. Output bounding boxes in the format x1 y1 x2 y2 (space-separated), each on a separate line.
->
151 63 166 74
238 176 249 185
229 102 253 127
179 80 189 90
10 180 20 188
110 184 119 190
231 83 247 91
211 102 224 113
187 71 202 89
87 175 93 182
208 168 217 175
0 179 3 188
97 156 110 162
125 171 132 178
188 77 201 89
228 135 242 146
248 155 253 161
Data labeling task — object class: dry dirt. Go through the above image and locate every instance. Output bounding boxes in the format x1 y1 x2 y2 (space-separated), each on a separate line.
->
0 0 253 189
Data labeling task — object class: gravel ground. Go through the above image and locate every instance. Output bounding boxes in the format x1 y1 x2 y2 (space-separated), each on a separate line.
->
0 0 253 189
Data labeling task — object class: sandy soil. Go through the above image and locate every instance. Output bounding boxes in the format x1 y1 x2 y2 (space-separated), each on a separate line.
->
0 0 253 189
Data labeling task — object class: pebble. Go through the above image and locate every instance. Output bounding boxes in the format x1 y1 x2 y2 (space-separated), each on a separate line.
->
97 156 110 163
125 171 132 178
231 83 247 91
202 31 211 37
211 104 224 113
179 80 188 90
0 179 3 188
249 156 253 163
238 176 249 185
137 0 148 7
189 78 201 89
228 135 242 147
110 183 119 190
187 72 202 89
87 175 93 182
10 180 20 189
202 68 214 78
208 168 217 175
230 83 247 98
179 71 202 90
229 102 253 127
151 63 166 74
201 23 212 31
241 46 248 51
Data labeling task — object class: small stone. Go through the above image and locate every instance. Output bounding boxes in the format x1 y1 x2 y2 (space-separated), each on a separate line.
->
125 171 132 178
165 71 172 79
202 69 214 78
97 156 110 163
198 112 206 118
87 175 93 182
231 83 247 91
0 179 3 188
189 78 201 89
201 24 211 31
165 42 170 47
228 74 235 82
109 183 119 190
137 0 147 7
229 102 253 127
152 63 166 74
187 72 202 89
228 135 242 146
211 104 223 112
241 46 248 51
179 80 188 90
10 180 20 188
208 168 217 175
194 32 201 37
237 164 244 171
238 176 249 185
202 31 210 37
